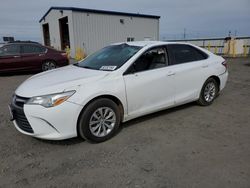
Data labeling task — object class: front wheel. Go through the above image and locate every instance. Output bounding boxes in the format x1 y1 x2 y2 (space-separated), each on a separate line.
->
78 98 121 143
42 61 56 71
197 78 219 106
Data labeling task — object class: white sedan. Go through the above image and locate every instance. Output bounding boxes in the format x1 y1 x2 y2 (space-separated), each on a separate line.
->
10 41 228 142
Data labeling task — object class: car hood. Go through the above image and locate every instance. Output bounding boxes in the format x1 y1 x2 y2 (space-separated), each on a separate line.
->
15 65 109 97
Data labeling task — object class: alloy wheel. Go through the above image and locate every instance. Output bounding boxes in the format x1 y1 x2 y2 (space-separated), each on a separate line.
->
89 107 116 137
204 82 216 102
43 62 56 71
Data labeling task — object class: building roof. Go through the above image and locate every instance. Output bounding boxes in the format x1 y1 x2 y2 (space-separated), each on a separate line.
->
165 36 250 42
39 6 160 23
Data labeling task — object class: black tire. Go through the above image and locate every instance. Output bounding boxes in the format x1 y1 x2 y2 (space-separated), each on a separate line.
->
42 61 56 71
78 98 121 143
197 78 219 106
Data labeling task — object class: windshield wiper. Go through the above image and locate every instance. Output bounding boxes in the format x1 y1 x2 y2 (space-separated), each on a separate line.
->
73 63 96 70
81 66 98 70
73 62 79 66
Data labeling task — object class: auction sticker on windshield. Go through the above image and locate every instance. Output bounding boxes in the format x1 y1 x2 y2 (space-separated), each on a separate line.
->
100 66 117 71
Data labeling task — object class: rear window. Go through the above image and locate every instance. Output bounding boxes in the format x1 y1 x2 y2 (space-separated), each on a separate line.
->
168 44 208 65
21 44 46 54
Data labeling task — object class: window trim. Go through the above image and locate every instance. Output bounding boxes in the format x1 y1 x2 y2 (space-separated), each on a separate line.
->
123 45 169 75
166 44 208 66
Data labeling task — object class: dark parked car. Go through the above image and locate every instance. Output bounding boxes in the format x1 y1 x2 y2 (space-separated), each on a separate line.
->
0 41 69 73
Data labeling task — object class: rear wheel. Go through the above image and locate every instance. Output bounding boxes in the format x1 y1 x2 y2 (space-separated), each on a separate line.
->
42 61 56 71
78 98 121 143
197 78 219 106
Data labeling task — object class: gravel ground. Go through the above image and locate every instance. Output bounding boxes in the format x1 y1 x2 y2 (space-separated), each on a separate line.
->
0 57 249 188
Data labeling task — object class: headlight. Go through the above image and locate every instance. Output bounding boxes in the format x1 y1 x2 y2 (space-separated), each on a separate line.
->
27 90 75 108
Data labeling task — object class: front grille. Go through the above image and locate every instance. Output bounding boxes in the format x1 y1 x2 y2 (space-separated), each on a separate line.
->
13 95 30 107
14 110 34 133
11 95 33 133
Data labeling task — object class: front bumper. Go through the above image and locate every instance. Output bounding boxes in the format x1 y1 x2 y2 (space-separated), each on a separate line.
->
10 96 83 140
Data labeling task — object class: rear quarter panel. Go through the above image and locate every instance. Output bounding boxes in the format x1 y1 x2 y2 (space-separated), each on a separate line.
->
44 49 69 67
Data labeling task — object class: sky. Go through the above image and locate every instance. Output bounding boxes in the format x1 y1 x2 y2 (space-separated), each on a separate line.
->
0 0 249 42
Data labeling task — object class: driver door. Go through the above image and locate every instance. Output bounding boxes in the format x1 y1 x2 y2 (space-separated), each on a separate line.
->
0 44 21 72
123 46 175 118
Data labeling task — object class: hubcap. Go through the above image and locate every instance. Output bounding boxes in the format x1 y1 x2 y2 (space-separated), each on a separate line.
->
89 107 116 137
204 82 216 102
43 62 56 71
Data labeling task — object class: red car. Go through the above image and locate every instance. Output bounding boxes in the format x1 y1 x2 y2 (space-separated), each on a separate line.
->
0 41 69 73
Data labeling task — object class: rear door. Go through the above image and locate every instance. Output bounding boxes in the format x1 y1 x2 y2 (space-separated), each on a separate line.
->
0 44 21 72
20 44 47 71
166 44 209 104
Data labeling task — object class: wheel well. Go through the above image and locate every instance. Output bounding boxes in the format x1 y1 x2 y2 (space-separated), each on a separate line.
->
41 60 57 70
42 59 56 64
76 95 124 136
209 76 221 89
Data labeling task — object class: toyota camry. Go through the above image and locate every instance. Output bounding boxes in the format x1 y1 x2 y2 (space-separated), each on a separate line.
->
9 41 228 143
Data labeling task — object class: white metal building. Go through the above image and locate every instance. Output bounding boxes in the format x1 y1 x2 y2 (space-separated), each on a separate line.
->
39 7 160 57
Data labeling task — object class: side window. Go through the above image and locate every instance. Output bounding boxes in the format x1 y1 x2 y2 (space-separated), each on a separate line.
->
22 44 45 54
129 47 168 73
168 44 207 65
0 45 20 56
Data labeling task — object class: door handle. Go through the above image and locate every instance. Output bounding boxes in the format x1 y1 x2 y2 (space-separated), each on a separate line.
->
167 72 176 76
39 54 45 56
13 56 20 58
202 65 209 68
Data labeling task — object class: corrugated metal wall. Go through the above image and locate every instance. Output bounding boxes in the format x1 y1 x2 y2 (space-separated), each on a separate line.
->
72 12 159 55
40 9 159 57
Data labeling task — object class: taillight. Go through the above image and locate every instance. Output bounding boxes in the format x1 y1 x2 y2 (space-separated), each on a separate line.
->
61 52 69 60
222 61 227 70
61 52 67 57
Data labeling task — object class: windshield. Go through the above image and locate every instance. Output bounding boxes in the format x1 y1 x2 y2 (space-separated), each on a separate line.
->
75 44 142 71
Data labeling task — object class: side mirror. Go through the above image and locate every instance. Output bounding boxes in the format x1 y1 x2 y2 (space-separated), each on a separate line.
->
123 63 136 75
132 62 137 72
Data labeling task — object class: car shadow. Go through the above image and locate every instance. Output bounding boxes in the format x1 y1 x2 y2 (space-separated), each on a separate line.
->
122 102 196 128
35 137 84 146
0 71 37 77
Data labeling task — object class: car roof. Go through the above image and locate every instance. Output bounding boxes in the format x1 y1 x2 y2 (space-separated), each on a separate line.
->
113 41 193 47
1 42 42 47
9 40 38 43
5 41 40 45
112 41 213 58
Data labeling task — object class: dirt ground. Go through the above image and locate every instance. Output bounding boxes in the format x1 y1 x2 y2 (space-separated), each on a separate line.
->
0 57 249 188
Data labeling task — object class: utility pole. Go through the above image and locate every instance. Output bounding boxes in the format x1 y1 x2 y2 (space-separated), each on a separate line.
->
234 30 237 37
184 28 186 39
